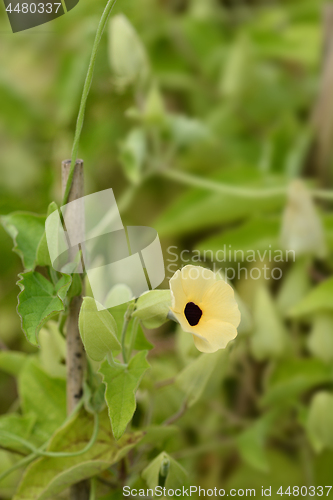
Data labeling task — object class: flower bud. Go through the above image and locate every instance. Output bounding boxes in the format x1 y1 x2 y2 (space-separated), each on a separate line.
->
280 179 326 258
143 85 166 125
108 14 149 89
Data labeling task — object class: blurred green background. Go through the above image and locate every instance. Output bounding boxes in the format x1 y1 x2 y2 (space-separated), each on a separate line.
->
1 0 333 497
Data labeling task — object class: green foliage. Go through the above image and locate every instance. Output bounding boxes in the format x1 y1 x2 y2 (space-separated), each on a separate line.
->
79 297 120 362
18 358 66 443
236 418 270 473
307 314 333 363
155 170 286 237
1 212 45 270
290 277 333 317
0 414 36 455
132 290 171 329
176 349 228 407
108 13 149 89
276 258 312 316
251 285 288 361
198 216 281 257
35 202 58 267
262 359 333 408
17 272 72 346
142 451 188 490
0 351 28 376
307 392 333 453
38 322 66 379
0 0 333 496
13 410 142 500
119 128 147 185
99 351 150 440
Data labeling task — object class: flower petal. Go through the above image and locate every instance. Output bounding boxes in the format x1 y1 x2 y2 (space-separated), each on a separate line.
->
192 319 238 353
169 269 187 313
178 265 217 302
200 280 241 328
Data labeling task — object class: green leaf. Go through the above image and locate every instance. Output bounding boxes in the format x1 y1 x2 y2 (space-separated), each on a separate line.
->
18 358 66 443
167 114 210 147
250 285 287 361
289 277 333 318
197 216 281 257
35 202 58 268
261 359 333 408
0 413 36 455
105 284 133 308
236 413 278 472
108 14 149 88
39 321 66 379
1 212 45 270
142 451 188 490
155 169 286 237
237 423 268 472
220 35 250 98
132 323 153 351
99 351 150 440
307 314 333 364
276 257 312 317
67 273 82 300
226 449 304 494
0 351 28 376
79 297 121 362
307 392 333 453
17 272 72 346
13 410 143 500
119 128 146 185
144 85 166 125
141 425 179 446
132 290 171 329
176 349 228 407
106 285 134 338
83 378 106 415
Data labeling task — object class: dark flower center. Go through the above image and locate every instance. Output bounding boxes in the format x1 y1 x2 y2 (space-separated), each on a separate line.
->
184 302 202 326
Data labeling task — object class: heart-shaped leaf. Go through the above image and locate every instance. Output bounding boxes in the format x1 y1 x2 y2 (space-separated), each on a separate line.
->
99 351 150 439
79 297 121 362
17 272 71 346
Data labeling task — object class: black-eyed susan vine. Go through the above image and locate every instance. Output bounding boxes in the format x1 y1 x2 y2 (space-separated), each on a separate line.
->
1 1 333 499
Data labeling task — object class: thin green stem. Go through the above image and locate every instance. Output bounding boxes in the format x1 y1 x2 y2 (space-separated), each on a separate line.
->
127 317 140 360
161 168 287 199
161 168 333 201
121 314 131 365
121 302 136 364
0 453 37 483
0 413 99 459
62 0 118 205
0 399 85 484
89 477 97 500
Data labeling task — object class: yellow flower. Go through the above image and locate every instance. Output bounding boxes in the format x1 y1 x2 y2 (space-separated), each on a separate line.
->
169 265 240 353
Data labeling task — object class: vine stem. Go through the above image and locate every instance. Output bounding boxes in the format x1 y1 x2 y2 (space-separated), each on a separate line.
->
0 413 99 459
121 303 136 364
0 400 85 484
161 168 333 201
62 0 118 206
161 169 287 199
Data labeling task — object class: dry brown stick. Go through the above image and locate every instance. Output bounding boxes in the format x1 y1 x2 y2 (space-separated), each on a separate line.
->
61 159 89 500
311 4 333 187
